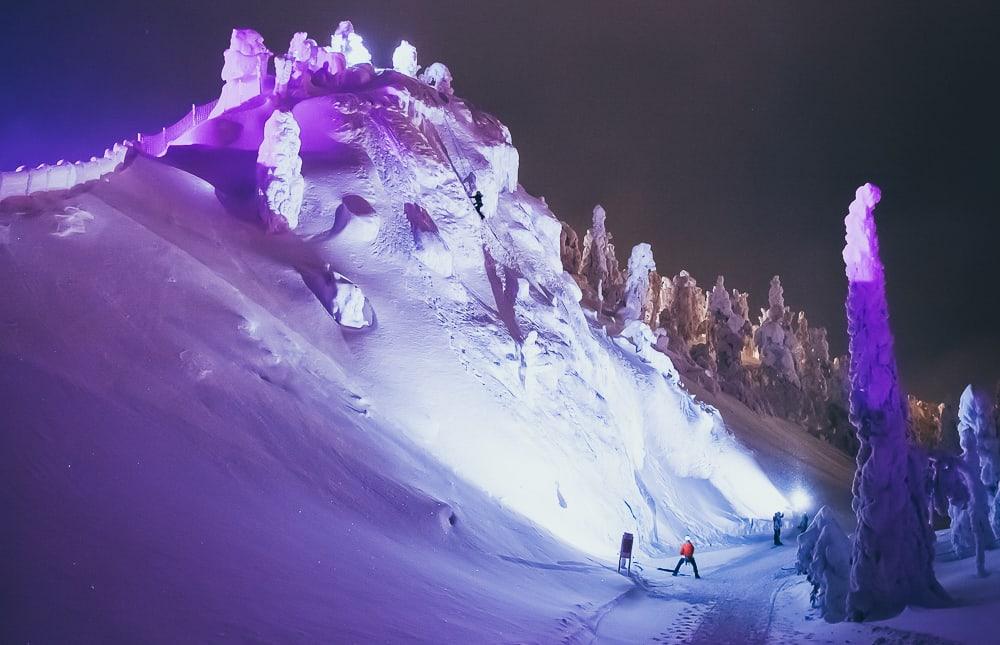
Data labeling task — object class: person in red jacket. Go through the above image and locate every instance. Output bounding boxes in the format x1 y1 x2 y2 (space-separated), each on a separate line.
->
671 535 701 579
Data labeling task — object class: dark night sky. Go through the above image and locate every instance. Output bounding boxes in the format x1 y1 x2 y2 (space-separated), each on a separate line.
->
2 2 998 402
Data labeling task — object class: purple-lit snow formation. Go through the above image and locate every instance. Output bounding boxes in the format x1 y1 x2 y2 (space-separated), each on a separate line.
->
842 183 949 619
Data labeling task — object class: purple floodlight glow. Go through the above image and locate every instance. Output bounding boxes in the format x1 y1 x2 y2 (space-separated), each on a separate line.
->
842 183 949 620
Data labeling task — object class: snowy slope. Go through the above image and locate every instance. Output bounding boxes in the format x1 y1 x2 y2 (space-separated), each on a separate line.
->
1 31 857 642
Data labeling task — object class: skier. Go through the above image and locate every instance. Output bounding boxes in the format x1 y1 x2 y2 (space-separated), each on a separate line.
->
797 513 809 532
671 535 701 579
472 191 485 219
773 511 784 545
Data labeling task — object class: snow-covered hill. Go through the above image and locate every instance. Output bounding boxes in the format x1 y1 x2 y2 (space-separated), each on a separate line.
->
1 25 857 642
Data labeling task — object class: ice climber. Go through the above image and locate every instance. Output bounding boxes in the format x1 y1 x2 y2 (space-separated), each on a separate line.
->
797 513 809 532
472 190 485 219
773 511 784 545
671 536 701 579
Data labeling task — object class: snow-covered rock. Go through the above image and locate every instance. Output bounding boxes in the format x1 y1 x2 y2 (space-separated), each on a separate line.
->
256 110 304 232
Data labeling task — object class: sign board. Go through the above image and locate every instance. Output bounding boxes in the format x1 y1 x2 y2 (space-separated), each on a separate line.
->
618 532 634 574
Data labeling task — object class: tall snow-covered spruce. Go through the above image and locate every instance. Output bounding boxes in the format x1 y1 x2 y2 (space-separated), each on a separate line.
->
841 183 948 619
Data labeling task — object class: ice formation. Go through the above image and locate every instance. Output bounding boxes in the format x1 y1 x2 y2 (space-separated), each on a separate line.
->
841 183 948 619
392 40 419 77
621 243 655 323
330 21 372 67
212 29 272 117
256 110 305 232
795 506 850 623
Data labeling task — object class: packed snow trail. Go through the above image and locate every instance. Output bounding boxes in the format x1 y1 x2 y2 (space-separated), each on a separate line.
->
582 535 796 644
578 535 958 644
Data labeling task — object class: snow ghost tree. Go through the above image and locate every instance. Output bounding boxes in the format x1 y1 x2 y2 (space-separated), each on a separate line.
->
956 384 997 571
665 271 706 354
559 221 583 275
392 40 419 77
420 62 454 96
256 110 305 233
330 21 372 67
797 312 832 421
581 205 610 306
284 32 345 80
643 272 669 330
795 506 850 623
212 29 272 116
622 243 656 324
841 183 948 619
965 384 1000 542
754 276 800 386
928 453 977 564
707 276 749 384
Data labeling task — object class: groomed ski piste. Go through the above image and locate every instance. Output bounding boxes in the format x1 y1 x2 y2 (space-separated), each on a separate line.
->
1 24 996 644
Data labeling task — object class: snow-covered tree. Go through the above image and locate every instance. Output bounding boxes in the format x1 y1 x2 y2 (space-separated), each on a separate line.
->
420 62 454 96
795 506 850 623
907 396 942 450
392 40 420 77
330 21 372 67
212 29 272 117
975 385 1000 542
621 243 655 324
841 183 948 619
643 272 669 330
580 205 624 313
957 384 997 569
796 312 831 421
707 276 749 384
754 275 800 386
559 221 583 275
285 32 345 80
581 206 609 305
665 270 705 352
257 110 305 232
929 454 974 558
